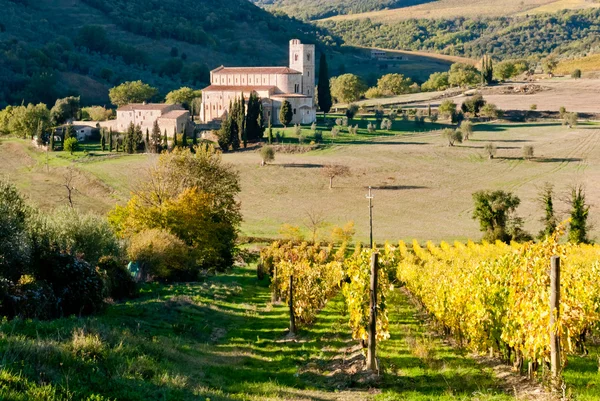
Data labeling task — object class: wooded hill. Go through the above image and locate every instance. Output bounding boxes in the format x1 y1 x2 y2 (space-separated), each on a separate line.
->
0 0 339 107
251 0 433 21
320 8 600 60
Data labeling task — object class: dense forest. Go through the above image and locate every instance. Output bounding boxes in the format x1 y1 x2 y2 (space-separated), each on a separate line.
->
320 8 600 59
0 0 339 107
252 0 434 21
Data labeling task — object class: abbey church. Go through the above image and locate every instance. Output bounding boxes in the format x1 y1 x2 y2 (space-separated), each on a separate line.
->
200 39 317 125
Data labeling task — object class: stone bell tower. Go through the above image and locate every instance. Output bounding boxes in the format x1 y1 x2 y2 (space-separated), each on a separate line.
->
289 39 315 97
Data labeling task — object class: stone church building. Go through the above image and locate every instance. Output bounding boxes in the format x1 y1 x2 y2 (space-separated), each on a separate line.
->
200 39 317 126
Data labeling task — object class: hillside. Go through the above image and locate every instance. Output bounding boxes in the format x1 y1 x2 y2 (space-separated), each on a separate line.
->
0 0 337 107
252 0 433 21
320 7 600 60
320 0 600 23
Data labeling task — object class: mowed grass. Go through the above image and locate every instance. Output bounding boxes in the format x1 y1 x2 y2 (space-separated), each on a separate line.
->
3 119 600 243
321 0 599 23
0 266 517 401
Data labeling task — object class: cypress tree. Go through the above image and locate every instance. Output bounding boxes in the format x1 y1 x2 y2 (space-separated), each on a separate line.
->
182 124 188 148
482 55 494 85
317 53 332 119
279 100 293 128
163 129 168 151
538 183 557 240
100 129 106 151
134 124 143 153
217 115 232 151
108 128 113 152
240 93 247 148
229 100 240 150
173 128 178 148
569 186 590 244
192 128 198 146
268 121 273 144
145 128 150 152
151 121 162 153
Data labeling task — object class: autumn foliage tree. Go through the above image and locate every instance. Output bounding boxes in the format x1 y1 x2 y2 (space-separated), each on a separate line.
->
109 145 241 276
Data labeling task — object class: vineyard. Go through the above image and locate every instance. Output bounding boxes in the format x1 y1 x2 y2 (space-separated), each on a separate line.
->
260 228 600 387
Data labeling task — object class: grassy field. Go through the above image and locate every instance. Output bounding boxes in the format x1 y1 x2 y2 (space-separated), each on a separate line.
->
556 54 600 75
3 116 600 244
1 265 598 400
320 0 600 23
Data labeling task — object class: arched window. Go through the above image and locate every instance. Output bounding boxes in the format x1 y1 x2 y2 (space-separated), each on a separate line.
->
307 54 311 61
294 54 298 62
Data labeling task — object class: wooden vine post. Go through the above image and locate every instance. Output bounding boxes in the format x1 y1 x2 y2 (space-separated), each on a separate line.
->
289 274 296 336
550 255 561 383
367 252 379 372
271 265 278 303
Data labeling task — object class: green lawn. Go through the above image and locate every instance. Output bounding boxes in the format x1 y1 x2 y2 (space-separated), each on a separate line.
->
268 114 452 145
0 266 519 401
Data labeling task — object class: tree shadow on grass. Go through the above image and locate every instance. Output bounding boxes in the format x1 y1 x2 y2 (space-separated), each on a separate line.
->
369 185 428 191
279 163 325 169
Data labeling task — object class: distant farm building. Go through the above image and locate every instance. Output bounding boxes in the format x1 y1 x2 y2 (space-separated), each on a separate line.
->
109 103 190 137
370 49 409 62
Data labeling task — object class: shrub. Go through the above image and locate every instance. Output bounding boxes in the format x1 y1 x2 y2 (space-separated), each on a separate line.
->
64 137 79 154
461 121 474 141
314 131 323 143
530 104 537 111
98 256 137 300
260 145 275 165
480 103 501 119
461 94 486 116
128 229 193 282
522 145 534 160
571 69 582 79
442 128 462 146
485 142 497 159
0 180 30 281
367 122 376 134
35 251 106 316
29 207 121 267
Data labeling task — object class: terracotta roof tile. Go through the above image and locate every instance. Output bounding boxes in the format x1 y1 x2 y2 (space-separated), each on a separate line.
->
160 110 189 119
202 85 276 92
211 66 301 75
117 103 183 112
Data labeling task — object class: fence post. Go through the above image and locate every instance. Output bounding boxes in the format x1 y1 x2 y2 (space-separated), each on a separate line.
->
289 274 296 336
367 252 379 372
272 265 278 303
550 255 561 382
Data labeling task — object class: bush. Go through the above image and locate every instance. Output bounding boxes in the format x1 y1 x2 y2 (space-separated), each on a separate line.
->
571 69 582 79
35 250 106 316
522 145 534 160
260 146 275 165
314 131 323 143
98 256 137 300
64 137 79 154
128 229 193 282
29 207 121 267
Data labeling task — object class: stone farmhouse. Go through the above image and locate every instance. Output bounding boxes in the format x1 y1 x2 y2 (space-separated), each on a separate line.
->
200 39 317 126
110 103 190 137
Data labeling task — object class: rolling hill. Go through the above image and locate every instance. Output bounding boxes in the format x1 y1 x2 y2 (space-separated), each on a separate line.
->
320 0 600 23
251 0 434 21
0 0 338 107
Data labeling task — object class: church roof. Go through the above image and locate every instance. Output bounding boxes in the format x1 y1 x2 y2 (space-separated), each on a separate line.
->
271 93 312 98
203 85 277 92
211 66 301 75
117 103 182 112
160 110 189 119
